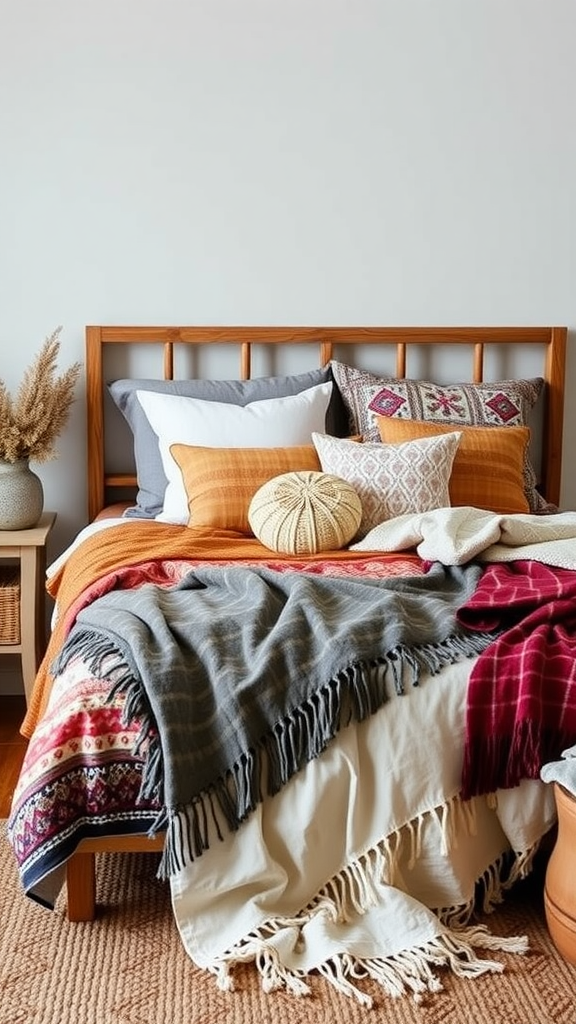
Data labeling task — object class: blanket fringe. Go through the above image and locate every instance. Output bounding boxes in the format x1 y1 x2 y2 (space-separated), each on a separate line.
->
159 645 496 876
201 793 532 1006
52 623 496 878
207 922 527 1008
461 721 576 800
317 792 536 929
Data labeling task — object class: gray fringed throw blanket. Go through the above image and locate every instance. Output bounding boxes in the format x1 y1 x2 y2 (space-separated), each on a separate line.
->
53 562 494 874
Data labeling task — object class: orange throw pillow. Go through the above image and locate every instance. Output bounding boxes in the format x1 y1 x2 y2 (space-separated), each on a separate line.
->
170 443 321 533
375 418 530 515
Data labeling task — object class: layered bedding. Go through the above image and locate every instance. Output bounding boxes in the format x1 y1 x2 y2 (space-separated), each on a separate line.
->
8 324 575 1005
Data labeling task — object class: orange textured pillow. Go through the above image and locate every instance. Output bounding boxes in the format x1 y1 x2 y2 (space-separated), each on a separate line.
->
169 443 321 533
375 418 530 515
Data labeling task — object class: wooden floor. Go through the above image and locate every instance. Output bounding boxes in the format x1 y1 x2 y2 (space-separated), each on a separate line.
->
0 696 28 817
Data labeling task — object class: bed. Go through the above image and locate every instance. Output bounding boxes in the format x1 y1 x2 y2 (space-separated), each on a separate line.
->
8 323 576 1007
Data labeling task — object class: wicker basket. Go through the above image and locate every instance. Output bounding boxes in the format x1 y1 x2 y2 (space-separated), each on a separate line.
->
0 567 20 644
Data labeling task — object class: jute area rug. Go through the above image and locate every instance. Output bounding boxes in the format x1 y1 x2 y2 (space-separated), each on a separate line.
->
1 825 575 1024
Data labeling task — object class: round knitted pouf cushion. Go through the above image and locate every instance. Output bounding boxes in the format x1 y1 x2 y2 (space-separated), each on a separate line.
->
248 470 363 555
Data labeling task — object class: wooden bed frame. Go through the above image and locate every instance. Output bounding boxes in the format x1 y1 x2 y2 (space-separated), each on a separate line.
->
66 324 568 920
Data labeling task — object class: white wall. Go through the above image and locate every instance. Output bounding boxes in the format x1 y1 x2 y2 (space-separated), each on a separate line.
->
1 0 575 688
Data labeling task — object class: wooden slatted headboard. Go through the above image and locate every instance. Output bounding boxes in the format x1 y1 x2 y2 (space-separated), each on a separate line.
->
85 325 567 521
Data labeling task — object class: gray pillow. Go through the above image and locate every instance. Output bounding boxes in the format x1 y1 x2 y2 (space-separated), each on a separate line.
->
109 366 347 518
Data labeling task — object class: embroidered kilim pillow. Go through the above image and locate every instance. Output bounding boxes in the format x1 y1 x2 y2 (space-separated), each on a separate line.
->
312 431 461 537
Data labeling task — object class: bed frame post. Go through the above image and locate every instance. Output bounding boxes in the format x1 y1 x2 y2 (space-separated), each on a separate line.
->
66 851 97 922
85 325 105 523
543 326 567 508
64 834 166 920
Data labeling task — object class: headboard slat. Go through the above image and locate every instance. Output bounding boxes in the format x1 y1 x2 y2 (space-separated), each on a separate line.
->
163 343 174 380
240 342 251 381
395 343 407 378
473 343 484 382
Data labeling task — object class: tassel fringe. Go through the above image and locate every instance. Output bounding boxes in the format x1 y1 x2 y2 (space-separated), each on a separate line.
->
202 793 534 1006
53 624 495 879
208 922 527 1009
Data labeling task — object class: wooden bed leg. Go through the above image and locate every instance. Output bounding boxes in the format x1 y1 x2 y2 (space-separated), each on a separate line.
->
66 851 96 921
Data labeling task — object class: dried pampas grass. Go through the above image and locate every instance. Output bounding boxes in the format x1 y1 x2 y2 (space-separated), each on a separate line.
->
0 327 82 463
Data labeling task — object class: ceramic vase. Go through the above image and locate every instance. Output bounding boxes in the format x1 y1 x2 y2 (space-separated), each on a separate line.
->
0 459 44 530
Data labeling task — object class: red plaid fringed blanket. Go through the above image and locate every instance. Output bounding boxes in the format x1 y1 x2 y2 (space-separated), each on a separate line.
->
457 560 576 800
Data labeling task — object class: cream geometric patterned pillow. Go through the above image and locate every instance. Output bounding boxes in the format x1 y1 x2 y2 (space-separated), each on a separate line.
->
312 431 461 537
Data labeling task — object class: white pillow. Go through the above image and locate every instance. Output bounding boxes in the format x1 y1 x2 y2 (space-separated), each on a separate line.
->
137 382 333 524
312 430 461 537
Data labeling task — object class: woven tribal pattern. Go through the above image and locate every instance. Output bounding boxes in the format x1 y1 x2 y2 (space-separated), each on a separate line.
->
330 360 543 443
367 378 542 433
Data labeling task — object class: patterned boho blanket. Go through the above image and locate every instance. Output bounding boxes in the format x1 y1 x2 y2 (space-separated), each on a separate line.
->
458 559 576 799
53 560 492 875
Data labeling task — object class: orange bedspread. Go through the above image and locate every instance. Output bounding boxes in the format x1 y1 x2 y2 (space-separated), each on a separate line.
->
24 521 422 737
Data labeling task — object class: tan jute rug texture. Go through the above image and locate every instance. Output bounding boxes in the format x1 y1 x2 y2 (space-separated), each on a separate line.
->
1 823 576 1024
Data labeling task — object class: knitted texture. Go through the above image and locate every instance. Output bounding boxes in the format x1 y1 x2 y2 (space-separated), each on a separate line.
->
249 471 362 554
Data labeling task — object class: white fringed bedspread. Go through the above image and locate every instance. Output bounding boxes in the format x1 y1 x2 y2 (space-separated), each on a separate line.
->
171 656 556 1005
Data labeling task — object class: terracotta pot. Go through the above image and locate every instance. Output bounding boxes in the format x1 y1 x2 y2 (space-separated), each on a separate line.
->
544 783 576 966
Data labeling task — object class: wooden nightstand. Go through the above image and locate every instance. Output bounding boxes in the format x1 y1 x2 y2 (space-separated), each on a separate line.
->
0 511 56 706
